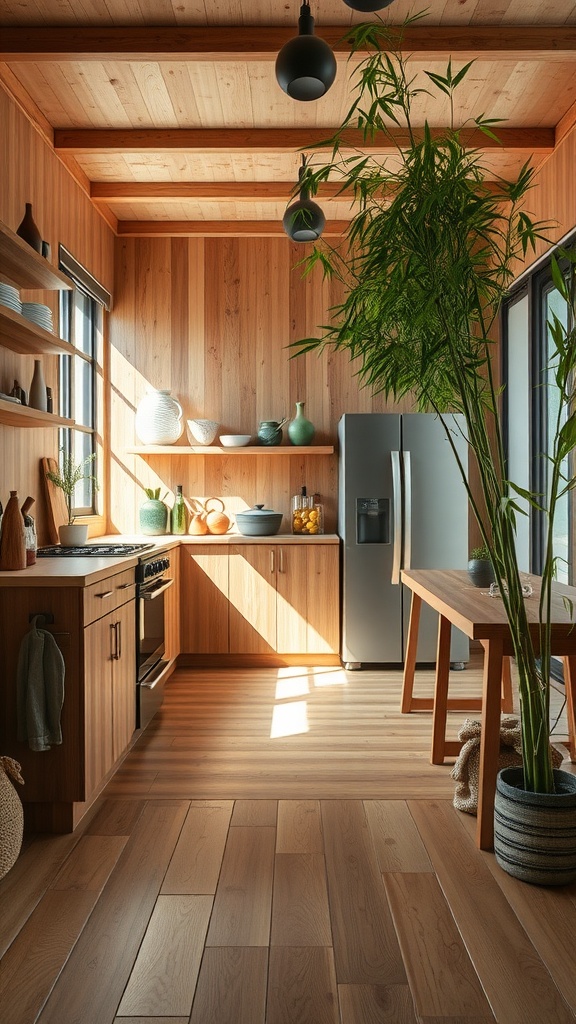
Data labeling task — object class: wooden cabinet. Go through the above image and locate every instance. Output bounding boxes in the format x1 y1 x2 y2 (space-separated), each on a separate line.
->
0 563 136 832
84 597 135 798
180 544 229 654
229 543 339 656
180 541 339 658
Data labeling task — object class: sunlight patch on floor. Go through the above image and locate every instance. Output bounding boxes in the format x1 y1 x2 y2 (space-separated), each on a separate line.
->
270 699 309 738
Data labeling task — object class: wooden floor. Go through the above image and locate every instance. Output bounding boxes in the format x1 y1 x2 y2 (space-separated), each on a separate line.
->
1 651 575 1024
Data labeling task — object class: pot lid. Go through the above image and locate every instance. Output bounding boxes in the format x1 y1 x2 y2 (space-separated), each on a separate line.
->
236 503 280 518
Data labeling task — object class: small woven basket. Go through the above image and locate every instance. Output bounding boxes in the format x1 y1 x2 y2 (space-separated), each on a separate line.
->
0 756 24 879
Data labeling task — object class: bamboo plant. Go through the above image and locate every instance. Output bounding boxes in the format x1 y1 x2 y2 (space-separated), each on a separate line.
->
292 19 576 794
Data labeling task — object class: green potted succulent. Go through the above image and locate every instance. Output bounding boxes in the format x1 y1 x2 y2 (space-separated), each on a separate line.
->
292 17 576 882
139 486 168 535
46 448 98 547
468 545 495 589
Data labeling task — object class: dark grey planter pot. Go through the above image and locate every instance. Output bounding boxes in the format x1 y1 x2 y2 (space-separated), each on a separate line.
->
494 767 576 886
467 558 495 588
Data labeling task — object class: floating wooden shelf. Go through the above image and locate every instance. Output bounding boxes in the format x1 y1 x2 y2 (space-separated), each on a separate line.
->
0 220 72 291
0 305 75 357
0 398 74 428
127 444 335 456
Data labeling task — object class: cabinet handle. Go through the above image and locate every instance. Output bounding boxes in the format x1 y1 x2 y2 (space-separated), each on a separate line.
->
110 622 117 660
118 581 133 590
279 548 285 573
270 550 275 574
98 590 114 600
116 620 122 660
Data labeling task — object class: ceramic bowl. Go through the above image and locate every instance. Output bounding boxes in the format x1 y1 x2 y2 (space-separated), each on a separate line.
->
186 418 219 445
219 434 252 447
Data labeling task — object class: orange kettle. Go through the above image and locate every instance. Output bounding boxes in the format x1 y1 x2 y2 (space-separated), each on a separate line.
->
204 497 230 535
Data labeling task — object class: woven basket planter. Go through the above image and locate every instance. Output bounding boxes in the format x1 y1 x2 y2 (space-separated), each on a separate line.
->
0 756 24 880
494 767 576 886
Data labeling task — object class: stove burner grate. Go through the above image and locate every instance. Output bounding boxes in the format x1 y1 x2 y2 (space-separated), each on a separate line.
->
37 543 155 557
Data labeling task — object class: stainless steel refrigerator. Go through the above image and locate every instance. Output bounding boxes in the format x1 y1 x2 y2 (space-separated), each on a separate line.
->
338 413 469 668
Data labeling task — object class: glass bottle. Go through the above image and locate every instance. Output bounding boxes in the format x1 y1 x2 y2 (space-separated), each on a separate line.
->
292 485 313 534
21 496 37 565
171 484 187 535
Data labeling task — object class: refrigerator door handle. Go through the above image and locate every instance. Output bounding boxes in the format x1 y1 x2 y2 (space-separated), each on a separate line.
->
403 449 412 570
391 450 402 584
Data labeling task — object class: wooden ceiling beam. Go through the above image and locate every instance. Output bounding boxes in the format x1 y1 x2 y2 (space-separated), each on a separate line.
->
92 179 502 202
1 25 574 62
117 219 349 238
92 181 355 202
56 126 555 155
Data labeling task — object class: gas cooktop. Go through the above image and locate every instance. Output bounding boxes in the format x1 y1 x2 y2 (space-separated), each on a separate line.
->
37 543 155 557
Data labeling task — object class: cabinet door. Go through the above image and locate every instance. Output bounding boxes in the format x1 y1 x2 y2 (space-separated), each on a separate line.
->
164 547 180 662
112 600 136 762
180 545 229 653
276 545 308 654
229 545 277 653
306 545 340 654
84 613 115 797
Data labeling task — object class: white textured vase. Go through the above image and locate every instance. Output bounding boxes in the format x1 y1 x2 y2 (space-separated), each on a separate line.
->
135 388 183 445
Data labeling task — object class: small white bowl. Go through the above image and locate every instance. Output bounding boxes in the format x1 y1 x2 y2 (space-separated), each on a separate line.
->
219 434 252 447
187 418 219 445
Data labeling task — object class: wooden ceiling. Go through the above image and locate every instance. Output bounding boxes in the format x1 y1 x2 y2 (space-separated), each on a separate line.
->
1 1 575 236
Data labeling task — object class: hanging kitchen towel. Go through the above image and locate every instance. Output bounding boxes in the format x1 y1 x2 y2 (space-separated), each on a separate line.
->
16 616 65 751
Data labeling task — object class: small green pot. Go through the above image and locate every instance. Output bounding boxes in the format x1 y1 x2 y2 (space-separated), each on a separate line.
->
139 498 168 535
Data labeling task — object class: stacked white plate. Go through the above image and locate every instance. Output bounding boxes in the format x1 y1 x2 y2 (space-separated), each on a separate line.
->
21 301 53 332
0 282 22 315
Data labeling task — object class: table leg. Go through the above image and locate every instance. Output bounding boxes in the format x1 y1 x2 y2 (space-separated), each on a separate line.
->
401 592 422 713
431 614 452 765
476 637 504 850
563 656 576 762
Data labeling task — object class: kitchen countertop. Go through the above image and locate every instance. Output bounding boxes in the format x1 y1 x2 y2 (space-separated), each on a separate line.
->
0 533 339 586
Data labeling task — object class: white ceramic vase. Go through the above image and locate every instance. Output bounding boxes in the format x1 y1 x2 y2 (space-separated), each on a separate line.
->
135 388 183 445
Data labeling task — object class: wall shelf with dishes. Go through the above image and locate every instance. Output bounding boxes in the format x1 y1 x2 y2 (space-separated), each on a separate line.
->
0 218 76 428
0 397 74 429
127 445 335 456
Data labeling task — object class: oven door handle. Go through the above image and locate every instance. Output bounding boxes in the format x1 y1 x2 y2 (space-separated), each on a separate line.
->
140 578 174 600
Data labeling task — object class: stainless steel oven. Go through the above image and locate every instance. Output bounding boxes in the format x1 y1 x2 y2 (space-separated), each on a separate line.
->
136 552 173 729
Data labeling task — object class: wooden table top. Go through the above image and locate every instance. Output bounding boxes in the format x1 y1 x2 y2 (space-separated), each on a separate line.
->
401 568 576 648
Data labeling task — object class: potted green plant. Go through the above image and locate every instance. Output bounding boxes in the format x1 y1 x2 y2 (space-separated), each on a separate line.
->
46 448 98 547
292 17 576 883
468 545 495 589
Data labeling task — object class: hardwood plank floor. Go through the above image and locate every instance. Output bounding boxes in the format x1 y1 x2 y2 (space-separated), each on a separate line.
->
1 652 575 1024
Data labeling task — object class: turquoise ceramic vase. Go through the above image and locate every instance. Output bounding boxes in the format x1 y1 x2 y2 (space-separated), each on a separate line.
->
288 401 315 446
139 498 168 535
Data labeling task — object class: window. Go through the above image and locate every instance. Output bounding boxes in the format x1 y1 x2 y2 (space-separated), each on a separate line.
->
58 247 111 519
503 236 575 584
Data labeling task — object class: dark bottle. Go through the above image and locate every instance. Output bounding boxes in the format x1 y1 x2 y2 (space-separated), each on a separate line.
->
16 203 43 253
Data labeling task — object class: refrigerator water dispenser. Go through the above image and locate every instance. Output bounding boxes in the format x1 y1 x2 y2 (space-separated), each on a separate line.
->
356 497 389 544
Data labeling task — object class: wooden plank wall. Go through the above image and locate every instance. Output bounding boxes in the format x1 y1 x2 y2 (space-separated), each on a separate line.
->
109 236 409 535
0 86 114 545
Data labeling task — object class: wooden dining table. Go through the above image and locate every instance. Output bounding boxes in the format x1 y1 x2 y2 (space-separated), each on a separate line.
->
400 568 576 850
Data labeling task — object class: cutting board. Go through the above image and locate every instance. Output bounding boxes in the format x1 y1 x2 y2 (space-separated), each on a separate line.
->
41 457 68 544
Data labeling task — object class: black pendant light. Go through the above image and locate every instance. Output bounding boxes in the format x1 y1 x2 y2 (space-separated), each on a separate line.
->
276 3 336 101
343 0 396 10
283 157 325 242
